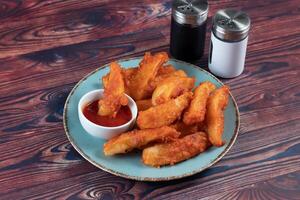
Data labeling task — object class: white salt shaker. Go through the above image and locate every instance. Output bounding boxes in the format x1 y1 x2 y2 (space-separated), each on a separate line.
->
208 9 251 78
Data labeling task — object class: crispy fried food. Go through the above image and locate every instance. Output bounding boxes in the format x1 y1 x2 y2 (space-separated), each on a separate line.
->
157 64 176 75
142 132 210 167
206 86 230 147
102 75 109 88
149 70 187 91
103 64 174 89
137 92 192 129
170 120 198 137
171 69 187 77
128 52 169 100
103 64 175 94
136 99 153 111
121 67 137 95
197 121 207 132
98 62 128 117
183 81 216 125
152 76 195 105
103 126 180 156
102 67 137 95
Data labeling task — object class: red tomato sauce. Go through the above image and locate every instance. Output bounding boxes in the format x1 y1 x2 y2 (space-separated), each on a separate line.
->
83 100 132 127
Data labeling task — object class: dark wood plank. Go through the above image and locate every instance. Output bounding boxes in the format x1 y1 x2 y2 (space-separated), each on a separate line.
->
0 27 168 97
0 0 171 58
0 0 299 59
0 0 300 199
201 171 300 200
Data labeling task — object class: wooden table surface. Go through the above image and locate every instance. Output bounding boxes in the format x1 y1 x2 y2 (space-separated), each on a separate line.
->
1 0 300 199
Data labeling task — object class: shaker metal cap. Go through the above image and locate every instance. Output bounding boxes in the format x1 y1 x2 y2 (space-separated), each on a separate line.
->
212 9 251 42
172 0 209 26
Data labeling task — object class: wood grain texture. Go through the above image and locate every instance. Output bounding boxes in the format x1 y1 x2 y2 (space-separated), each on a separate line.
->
0 0 299 199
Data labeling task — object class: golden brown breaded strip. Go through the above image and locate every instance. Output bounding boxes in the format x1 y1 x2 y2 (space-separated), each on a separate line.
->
142 132 209 167
206 86 230 147
102 67 137 95
128 52 169 100
102 74 109 88
183 81 216 125
122 68 137 95
102 63 174 98
157 64 176 75
136 99 153 111
152 76 195 105
103 126 180 156
103 64 174 87
135 65 177 95
149 70 187 91
137 92 192 129
98 62 128 117
103 64 174 89
170 120 198 137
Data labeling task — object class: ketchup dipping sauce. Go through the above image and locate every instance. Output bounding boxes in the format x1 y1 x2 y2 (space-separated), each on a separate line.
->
83 100 132 127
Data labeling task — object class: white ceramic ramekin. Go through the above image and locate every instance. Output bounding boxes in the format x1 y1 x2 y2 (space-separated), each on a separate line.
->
78 89 137 139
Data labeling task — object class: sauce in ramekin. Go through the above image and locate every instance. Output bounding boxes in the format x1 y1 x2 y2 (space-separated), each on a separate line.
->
83 100 131 127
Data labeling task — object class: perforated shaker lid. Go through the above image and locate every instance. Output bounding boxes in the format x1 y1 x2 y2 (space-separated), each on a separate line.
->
212 9 251 41
172 0 209 26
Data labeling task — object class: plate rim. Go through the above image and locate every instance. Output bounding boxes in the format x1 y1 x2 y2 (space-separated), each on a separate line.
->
63 57 240 181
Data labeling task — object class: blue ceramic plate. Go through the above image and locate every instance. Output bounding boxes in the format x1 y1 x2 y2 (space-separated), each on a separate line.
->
63 58 240 181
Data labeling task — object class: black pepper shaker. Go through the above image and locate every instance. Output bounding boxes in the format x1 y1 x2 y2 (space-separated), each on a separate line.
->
170 0 208 62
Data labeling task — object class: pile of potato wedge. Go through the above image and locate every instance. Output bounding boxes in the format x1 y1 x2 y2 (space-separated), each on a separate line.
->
100 52 230 167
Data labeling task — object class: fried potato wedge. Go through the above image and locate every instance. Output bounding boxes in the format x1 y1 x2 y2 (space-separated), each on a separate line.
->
157 64 176 75
206 86 230 147
128 52 169 100
103 64 174 90
103 126 180 156
137 92 192 129
149 70 187 91
183 81 216 125
170 120 198 137
142 132 209 167
152 76 195 105
136 99 153 111
102 67 137 95
98 62 128 117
